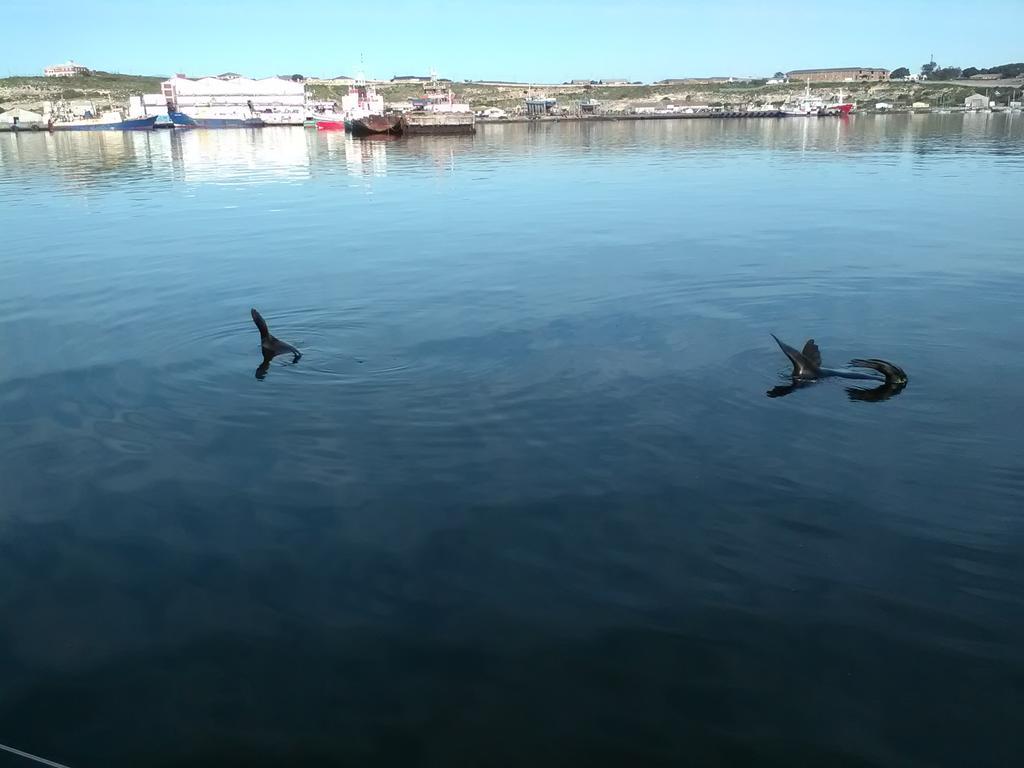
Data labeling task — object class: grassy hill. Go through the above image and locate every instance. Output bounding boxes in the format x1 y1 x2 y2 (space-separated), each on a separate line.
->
0 72 165 109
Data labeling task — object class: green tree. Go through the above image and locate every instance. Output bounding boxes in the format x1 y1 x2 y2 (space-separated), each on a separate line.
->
921 61 938 77
773 71 785 79
890 67 911 79
991 62 1024 77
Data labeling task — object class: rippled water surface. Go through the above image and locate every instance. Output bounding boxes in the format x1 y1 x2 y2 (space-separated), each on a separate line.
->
2 115 1023 767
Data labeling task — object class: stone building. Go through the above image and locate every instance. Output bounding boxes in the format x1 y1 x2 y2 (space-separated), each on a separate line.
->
786 67 889 82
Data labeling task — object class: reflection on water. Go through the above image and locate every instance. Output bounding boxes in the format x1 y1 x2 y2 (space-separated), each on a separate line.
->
1 115 1023 768
168 127 312 183
2 113 1022 191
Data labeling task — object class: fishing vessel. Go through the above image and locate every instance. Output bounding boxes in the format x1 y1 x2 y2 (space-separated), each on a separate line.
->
781 81 855 116
314 118 346 131
821 88 855 115
44 99 156 131
780 80 825 115
307 101 346 130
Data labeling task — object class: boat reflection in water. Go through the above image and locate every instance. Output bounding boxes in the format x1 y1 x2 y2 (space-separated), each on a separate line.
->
343 134 391 177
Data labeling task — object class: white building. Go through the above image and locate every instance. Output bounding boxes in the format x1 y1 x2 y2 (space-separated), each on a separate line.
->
154 76 309 125
964 93 989 110
0 107 44 127
44 61 90 77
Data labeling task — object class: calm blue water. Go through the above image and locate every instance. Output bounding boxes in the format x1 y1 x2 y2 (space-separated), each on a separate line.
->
1 115 1023 767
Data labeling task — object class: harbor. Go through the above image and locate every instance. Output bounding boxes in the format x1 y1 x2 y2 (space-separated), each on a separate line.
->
5 63 1021 135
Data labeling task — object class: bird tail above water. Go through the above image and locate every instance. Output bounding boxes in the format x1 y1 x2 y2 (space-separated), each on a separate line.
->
771 334 821 378
251 308 270 341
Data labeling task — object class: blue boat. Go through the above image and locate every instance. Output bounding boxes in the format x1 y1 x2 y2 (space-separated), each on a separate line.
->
168 111 265 129
49 114 158 131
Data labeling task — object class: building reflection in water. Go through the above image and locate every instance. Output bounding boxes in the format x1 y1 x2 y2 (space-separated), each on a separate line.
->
168 126 312 184
0 130 163 192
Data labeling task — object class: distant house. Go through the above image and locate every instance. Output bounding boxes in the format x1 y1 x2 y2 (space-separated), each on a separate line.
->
767 78 787 85
391 75 432 83
969 73 1001 80
964 93 989 109
44 60 89 77
787 67 889 82
874 102 894 111
912 101 930 109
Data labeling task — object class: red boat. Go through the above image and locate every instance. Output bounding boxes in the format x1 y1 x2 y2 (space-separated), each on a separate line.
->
315 119 345 131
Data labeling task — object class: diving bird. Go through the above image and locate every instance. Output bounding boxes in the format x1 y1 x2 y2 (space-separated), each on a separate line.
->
251 308 301 379
767 334 907 401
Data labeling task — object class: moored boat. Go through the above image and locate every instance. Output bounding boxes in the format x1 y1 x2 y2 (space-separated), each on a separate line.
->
339 75 400 136
307 100 345 130
400 74 476 135
821 89 855 115
345 114 402 136
315 119 346 131
44 98 157 131
48 114 157 131
780 80 825 115
781 80 855 116
168 111 265 129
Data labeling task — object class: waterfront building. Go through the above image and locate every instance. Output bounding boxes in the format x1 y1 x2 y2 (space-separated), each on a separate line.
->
0 108 44 128
154 76 308 125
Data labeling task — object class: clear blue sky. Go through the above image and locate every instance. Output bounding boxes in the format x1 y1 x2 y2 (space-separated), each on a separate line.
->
4 0 1022 82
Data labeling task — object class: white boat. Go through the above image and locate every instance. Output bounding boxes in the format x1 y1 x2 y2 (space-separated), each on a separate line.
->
340 74 386 122
781 81 855 116
780 80 825 115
